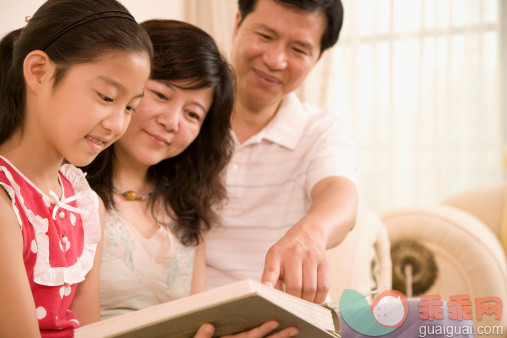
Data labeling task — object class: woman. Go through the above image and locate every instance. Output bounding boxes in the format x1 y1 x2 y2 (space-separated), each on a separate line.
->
83 18 233 316
83 20 297 338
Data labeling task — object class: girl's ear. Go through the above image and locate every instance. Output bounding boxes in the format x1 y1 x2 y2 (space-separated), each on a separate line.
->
23 50 55 93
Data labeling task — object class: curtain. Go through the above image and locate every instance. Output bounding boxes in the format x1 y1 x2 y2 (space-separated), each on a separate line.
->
183 0 505 212
184 0 238 57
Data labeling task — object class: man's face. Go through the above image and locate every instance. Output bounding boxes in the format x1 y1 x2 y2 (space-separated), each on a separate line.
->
230 0 327 108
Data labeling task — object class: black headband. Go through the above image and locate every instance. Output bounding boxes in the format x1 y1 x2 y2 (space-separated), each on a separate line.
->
41 10 136 51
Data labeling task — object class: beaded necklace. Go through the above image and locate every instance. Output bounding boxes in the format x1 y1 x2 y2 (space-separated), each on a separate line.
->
113 185 153 201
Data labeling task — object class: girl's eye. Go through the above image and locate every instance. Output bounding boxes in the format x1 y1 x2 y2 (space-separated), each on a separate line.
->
125 106 136 114
100 94 114 103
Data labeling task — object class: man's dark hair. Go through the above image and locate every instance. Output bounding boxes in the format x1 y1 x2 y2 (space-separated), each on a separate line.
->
237 0 344 53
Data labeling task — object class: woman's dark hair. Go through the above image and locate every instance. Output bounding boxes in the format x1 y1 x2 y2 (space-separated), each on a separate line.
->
83 20 235 246
0 0 153 146
237 0 344 53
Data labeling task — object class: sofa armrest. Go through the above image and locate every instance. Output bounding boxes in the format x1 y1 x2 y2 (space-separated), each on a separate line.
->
380 205 507 333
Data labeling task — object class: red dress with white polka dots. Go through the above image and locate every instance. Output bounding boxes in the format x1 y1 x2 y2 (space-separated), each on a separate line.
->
0 156 101 338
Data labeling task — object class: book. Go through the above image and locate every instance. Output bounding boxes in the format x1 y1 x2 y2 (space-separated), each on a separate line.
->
75 279 341 337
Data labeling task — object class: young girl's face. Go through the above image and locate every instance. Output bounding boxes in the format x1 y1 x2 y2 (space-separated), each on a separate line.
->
38 52 150 167
114 79 214 168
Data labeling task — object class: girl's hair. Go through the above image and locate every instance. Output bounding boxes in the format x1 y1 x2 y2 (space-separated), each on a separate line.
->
83 20 235 246
0 0 153 146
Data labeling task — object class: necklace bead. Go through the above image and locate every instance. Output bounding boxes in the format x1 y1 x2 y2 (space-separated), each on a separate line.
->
124 191 137 201
113 185 152 201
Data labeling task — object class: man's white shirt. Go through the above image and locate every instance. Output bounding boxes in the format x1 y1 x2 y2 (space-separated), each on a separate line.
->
205 93 358 289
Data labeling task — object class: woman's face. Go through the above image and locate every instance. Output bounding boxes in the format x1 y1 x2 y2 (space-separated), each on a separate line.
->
115 79 214 168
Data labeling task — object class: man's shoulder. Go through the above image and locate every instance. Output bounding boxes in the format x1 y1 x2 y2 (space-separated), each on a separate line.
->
284 94 342 126
274 93 353 143
299 102 349 135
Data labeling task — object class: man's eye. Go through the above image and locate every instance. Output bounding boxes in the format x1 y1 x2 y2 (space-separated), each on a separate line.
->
293 48 307 55
258 33 272 40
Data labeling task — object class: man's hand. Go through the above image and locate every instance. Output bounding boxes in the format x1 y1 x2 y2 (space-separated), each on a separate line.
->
261 218 330 304
261 176 358 304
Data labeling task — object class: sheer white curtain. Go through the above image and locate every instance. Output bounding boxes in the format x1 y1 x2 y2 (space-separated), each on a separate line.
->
184 0 505 212
184 0 238 57
325 0 504 211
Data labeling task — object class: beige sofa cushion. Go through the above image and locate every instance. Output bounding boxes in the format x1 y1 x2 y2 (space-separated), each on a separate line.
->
327 209 392 306
444 183 507 240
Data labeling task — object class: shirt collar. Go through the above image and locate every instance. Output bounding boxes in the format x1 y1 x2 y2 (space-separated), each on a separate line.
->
255 93 308 150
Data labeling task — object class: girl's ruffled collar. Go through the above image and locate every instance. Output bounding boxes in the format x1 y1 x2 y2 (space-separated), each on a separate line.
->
0 160 101 286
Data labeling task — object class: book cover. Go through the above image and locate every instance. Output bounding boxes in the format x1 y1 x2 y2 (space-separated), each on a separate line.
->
76 279 341 337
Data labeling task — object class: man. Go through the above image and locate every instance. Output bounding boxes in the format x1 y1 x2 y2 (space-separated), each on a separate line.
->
206 0 358 304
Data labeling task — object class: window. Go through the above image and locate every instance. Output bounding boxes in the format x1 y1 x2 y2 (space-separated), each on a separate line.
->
310 0 504 211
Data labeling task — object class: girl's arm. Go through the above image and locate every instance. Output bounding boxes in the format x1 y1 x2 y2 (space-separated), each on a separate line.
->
69 198 105 325
0 189 41 337
190 239 206 294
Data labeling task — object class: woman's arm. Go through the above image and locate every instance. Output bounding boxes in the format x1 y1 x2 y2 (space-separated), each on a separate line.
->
190 239 206 294
0 189 41 337
69 198 105 325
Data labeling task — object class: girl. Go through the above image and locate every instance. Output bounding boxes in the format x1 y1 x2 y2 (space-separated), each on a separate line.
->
0 0 152 336
83 19 297 338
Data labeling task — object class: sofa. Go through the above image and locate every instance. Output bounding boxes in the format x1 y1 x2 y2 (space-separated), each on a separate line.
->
380 183 507 336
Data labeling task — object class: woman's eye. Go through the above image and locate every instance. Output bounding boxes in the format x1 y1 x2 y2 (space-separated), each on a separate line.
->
186 110 201 121
100 94 114 103
125 106 136 114
152 90 167 100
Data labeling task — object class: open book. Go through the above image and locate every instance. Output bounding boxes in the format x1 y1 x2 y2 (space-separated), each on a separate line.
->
75 279 341 337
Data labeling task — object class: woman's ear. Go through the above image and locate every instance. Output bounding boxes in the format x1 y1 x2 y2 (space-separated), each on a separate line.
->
23 50 55 93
